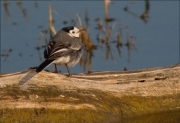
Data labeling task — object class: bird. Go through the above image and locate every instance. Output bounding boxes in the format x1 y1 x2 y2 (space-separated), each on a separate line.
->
36 26 84 76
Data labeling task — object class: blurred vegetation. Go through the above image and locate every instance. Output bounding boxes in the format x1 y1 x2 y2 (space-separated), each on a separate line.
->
124 0 149 23
1 0 150 72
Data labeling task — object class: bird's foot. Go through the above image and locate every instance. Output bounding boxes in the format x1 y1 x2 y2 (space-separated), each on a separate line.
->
52 70 58 73
87 70 93 74
66 74 72 77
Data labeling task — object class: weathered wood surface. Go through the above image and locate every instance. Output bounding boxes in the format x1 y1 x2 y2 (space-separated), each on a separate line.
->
0 64 180 122
1 64 180 97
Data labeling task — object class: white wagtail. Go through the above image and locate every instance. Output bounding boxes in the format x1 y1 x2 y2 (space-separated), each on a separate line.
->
36 26 84 76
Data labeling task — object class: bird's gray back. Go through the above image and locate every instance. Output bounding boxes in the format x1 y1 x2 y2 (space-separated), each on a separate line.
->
44 30 82 60
51 30 82 49
52 30 70 43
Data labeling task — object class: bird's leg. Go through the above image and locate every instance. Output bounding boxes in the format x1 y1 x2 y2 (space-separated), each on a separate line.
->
53 64 58 73
65 64 71 77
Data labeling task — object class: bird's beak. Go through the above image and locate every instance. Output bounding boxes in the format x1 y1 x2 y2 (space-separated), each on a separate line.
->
78 28 85 32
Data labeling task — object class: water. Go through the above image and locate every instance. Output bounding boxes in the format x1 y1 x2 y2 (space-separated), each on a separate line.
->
1 1 179 74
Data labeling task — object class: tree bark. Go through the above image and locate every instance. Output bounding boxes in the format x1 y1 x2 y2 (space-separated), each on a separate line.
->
0 64 180 122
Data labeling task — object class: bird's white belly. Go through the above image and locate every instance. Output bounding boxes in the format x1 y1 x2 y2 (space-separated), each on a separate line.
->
67 53 81 67
52 56 70 66
52 52 81 67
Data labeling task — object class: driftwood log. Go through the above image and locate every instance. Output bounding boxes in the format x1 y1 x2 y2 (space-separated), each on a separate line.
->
0 64 180 122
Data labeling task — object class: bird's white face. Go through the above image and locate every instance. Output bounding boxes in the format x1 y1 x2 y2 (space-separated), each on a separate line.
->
68 27 80 38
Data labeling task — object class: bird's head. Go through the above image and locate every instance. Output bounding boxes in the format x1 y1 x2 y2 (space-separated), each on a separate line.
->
61 26 85 38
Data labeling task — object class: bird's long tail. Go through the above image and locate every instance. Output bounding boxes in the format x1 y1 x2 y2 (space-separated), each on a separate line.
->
36 60 54 73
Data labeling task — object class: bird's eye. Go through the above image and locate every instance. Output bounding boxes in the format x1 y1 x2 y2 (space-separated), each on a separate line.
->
72 31 75 34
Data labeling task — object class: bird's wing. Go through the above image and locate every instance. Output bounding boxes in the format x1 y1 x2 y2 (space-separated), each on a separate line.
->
44 40 68 59
44 38 82 60
44 40 56 59
69 37 82 50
